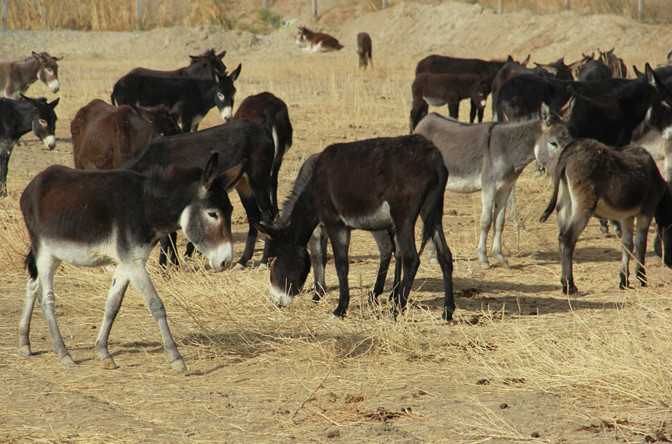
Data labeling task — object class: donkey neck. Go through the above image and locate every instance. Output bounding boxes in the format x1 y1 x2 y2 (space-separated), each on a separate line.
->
6 101 37 141
142 171 200 236
281 181 320 247
493 118 541 169
13 58 40 89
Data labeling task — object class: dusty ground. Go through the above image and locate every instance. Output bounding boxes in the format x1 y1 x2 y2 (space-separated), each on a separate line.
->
2 2 672 443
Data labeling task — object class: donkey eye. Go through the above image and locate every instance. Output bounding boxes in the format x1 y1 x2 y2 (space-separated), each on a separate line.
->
207 211 218 220
45 68 52 74
217 93 225 101
39 119 47 126
549 141 558 148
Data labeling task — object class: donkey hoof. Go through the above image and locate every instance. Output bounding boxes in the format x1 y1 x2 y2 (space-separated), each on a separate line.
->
60 355 77 367
479 261 491 270
101 357 118 370
171 358 187 372
18 345 32 357
231 263 245 271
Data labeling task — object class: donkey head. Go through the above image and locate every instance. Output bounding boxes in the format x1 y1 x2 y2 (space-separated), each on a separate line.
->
32 51 61 93
645 64 672 140
132 101 183 138
179 154 245 272
253 221 311 307
21 94 59 151
296 26 310 45
534 102 572 173
189 48 227 81
214 64 241 122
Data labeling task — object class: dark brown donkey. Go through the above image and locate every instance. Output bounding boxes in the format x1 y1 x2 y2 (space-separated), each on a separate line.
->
538 106 672 295
233 92 293 215
127 48 227 80
410 71 489 131
0 51 61 99
19 154 244 371
71 98 182 170
126 120 276 269
356 32 372 69
255 135 455 321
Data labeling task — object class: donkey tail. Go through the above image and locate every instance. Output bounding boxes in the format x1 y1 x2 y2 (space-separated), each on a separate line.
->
25 250 38 280
419 166 448 255
539 165 564 223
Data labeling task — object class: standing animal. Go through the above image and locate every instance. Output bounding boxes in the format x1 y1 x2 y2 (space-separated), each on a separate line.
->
254 135 455 321
537 106 672 294
410 71 489 131
296 26 343 53
356 32 372 69
0 95 59 197
127 48 226 80
576 59 613 81
0 51 61 99
126 120 276 269
414 112 542 268
645 65 672 180
71 99 182 170
111 64 241 132
19 154 244 371
233 92 292 215
415 54 512 123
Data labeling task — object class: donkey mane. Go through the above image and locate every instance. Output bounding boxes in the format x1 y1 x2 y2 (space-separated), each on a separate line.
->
277 153 320 226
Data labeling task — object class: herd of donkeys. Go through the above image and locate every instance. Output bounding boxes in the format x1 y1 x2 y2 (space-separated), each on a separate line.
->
2 32 672 371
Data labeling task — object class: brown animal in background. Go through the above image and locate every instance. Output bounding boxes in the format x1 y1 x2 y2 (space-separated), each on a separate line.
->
71 99 182 170
356 32 372 69
0 51 61 99
296 26 343 53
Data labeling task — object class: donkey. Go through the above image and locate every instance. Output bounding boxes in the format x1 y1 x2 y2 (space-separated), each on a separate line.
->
598 48 627 79
128 48 227 80
414 112 542 268
296 26 343 53
19 154 244 371
233 91 292 215
255 135 455 321
356 32 373 70
0 51 61 99
538 107 672 294
72 99 182 170
410 71 489 131
296 153 396 303
0 95 59 197
126 119 276 269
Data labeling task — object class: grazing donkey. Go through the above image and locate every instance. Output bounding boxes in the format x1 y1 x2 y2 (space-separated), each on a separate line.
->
414 112 542 268
296 26 343 53
538 107 672 294
410 71 489 130
255 135 455 321
356 32 373 69
0 95 59 196
0 51 61 99
19 154 244 371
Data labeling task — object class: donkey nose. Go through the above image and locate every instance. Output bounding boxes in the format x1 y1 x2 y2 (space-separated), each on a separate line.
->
43 135 56 151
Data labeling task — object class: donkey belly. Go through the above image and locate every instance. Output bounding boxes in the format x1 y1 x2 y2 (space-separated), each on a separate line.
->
445 172 482 194
424 96 446 107
41 237 119 267
338 201 393 231
593 199 641 221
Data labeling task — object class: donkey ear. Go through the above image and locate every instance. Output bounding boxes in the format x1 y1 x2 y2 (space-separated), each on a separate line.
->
202 152 221 191
228 64 242 82
206 158 246 192
251 219 280 240
645 63 660 88
539 102 552 126
217 50 226 59
49 97 60 108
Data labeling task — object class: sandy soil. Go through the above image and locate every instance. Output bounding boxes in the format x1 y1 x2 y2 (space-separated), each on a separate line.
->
1 2 672 443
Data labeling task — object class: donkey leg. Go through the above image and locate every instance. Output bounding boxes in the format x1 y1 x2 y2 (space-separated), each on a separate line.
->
127 263 185 372
619 218 635 289
95 271 130 370
35 255 75 367
431 227 455 321
234 191 263 269
477 188 495 268
558 211 591 296
19 276 40 357
326 226 351 319
158 233 179 267
371 229 394 303
634 215 652 287
0 147 12 197
491 184 514 267
308 224 328 302
394 227 420 318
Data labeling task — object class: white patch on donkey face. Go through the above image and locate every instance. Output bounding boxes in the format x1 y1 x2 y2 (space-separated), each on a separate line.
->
270 282 294 306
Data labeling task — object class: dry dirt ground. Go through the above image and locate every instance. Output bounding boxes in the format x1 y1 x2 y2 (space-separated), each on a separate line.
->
2 2 672 443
